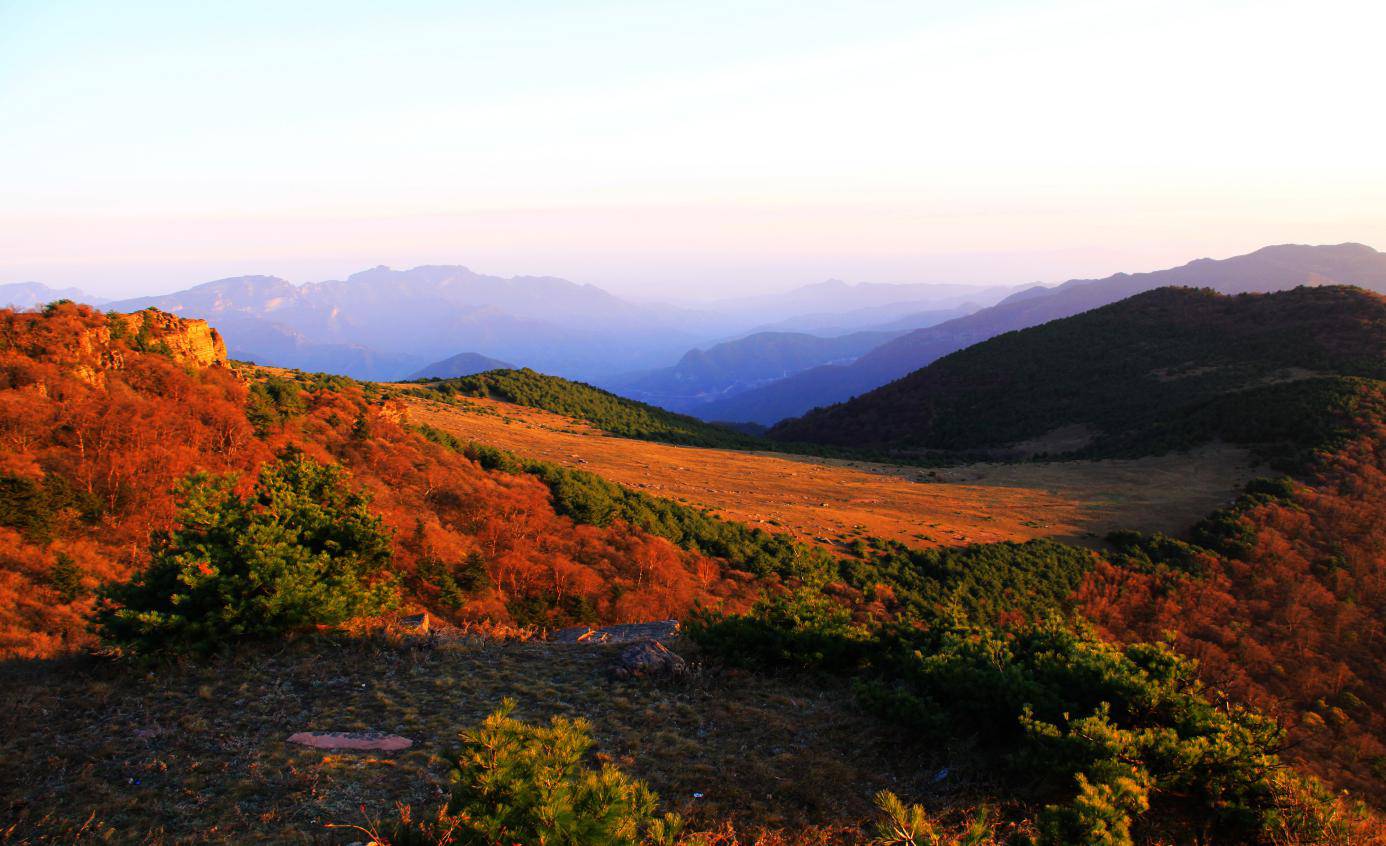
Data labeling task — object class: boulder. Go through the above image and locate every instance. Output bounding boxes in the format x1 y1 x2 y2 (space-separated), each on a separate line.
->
612 641 687 680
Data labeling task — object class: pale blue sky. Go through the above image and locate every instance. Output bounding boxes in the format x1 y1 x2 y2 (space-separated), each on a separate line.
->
2 0 1383 298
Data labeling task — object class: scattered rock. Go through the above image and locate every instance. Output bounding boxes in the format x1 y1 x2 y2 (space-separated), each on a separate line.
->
287 731 413 751
612 641 687 680
550 619 679 645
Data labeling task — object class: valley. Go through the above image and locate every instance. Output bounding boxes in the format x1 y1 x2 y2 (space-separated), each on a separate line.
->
402 394 1259 551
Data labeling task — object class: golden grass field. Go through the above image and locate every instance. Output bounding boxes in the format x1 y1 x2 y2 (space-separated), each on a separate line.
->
404 395 1260 551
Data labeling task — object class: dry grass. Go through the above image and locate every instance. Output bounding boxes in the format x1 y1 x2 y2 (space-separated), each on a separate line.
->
404 395 1259 551
0 633 957 844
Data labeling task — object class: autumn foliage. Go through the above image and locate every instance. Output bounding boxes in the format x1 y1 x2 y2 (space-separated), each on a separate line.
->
0 304 751 658
5 300 1386 824
1078 383 1386 800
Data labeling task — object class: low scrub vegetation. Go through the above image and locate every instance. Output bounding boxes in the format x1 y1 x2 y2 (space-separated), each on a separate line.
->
370 700 683 846
693 603 1347 845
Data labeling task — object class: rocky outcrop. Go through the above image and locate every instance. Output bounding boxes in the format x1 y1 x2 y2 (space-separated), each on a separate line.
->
58 308 229 387
109 309 227 369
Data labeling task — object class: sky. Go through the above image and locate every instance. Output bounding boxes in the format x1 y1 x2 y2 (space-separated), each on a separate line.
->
1 0 1383 300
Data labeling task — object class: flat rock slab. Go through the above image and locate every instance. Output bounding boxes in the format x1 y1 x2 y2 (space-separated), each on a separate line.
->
550 619 680 645
287 731 413 751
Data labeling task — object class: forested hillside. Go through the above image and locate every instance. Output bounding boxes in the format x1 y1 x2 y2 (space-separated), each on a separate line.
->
0 304 764 657
406 367 766 448
771 285 1386 460
1079 380 1386 798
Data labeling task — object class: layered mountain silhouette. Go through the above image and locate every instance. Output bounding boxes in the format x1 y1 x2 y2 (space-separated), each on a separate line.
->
698 243 1386 425
11 244 1385 395
769 284 1386 456
102 267 713 381
22 269 1008 382
602 329 904 413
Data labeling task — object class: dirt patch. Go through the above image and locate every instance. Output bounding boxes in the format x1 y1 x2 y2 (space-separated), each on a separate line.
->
404 396 1259 550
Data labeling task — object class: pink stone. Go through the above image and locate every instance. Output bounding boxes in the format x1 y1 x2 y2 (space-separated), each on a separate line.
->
287 731 413 751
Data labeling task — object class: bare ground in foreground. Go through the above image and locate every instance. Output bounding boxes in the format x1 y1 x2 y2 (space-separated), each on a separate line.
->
0 633 949 844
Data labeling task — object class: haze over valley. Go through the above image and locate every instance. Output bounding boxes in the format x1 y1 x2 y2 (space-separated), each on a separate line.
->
9 242 1386 426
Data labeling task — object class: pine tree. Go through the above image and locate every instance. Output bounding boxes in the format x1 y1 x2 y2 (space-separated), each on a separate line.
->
94 449 398 654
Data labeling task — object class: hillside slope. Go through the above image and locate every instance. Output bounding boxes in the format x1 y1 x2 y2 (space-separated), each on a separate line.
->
403 367 765 448
0 304 768 657
405 394 1257 551
703 243 1386 424
770 285 1386 456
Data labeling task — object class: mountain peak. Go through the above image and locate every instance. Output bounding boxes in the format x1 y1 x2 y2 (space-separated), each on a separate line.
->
1250 241 1378 256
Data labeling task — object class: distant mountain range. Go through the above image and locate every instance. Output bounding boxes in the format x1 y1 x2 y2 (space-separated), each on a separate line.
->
7 244 1385 398
99 267 708 381
601 329 904 413
697 243 1386 425
769 284 1386 458
409 352 516 380
2 268 1003 382
0 282 109 310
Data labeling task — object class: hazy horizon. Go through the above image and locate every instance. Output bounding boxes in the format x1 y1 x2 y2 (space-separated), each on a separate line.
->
4 0 1384 299
9 241 1382 305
